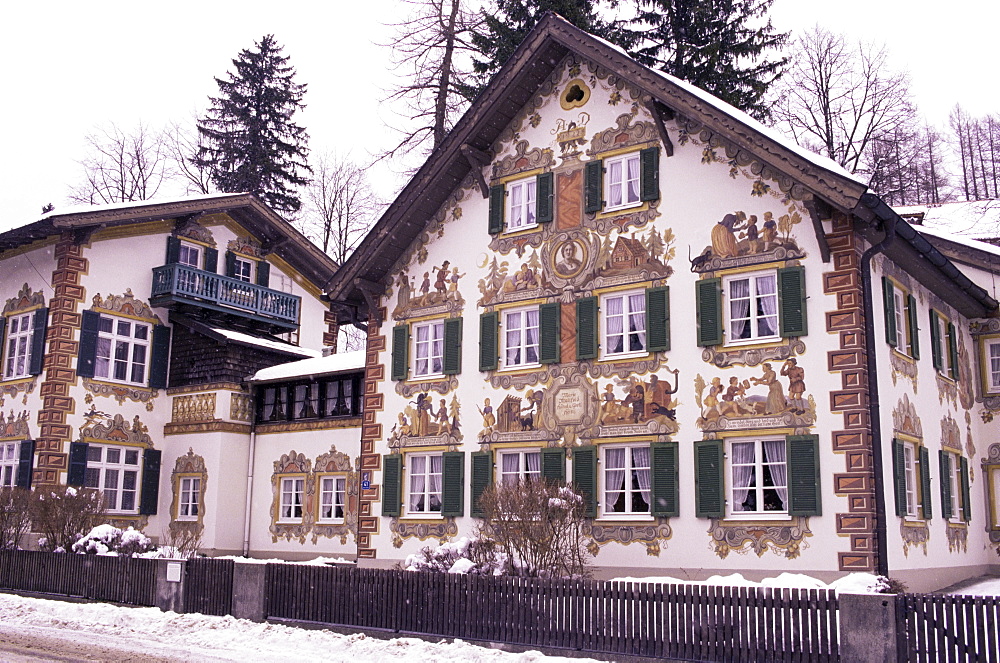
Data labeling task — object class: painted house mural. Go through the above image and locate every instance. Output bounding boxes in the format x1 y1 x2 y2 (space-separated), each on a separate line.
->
325 15 1000 591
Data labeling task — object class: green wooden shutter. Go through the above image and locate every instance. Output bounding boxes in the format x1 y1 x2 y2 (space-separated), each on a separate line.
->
479 311 499 371
650 442 678 517
960 457 971 523
149 325 171 389
777 266 807 337
441 452 465 517
391 325 409 381
139 449 161 515
576 297 598 360
536 172 554 223
15 440 35 489
204 247 218 273
382 455 402 517
948 322 959 380
572 446 597 518
907 295 920 359
883 277 897 347
68 441 89 487
28 307 48 376
639 146 660 202
256 261 271 287
929 310 942 370
538 303 561 364
443 317 463 375
694 439 724 518
488 185 505 234
645 286 670 352
939 451 952 520
225 250 237 278
0 318 5 372
165 236 181 264
541 447 566 482
919 445 932 519
696 278 723 347
787 435 821 516
891 439 906 517
470 451 493 518
584 159 603 213
77 310 102 379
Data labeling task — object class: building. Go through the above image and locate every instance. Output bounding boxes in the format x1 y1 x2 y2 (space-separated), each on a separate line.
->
0 193 362 560
324 14 1000 591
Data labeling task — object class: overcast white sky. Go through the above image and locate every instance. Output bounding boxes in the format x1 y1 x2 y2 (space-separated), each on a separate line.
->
1 0 997 233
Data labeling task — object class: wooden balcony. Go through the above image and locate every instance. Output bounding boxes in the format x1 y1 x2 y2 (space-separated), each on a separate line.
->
151 264 300 331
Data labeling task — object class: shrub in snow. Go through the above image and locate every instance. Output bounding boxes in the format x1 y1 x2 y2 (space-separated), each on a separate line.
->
73 524 157 557
405 537 505 575
32 487 106 553
0 487 33 551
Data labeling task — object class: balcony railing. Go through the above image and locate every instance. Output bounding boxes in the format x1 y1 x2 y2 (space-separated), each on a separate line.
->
151 264 300 327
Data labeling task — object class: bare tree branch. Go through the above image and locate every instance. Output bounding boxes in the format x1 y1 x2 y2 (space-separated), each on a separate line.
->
68 122 174 204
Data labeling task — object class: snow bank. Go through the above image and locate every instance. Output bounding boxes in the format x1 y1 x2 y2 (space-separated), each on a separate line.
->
613 572 893 594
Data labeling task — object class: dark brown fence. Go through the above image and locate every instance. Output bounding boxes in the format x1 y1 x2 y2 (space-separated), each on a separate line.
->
184 557 234 616
0 550 157 606
896 593 1000 662
265 565 839 661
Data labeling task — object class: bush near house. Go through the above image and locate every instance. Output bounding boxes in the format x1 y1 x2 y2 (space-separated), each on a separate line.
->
32 487 107 553
0 487 33 551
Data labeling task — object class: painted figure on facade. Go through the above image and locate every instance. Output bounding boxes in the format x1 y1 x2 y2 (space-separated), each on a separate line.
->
393 261 465 319
693 206 806 271
695 362 814 430
780 358 807 414
555 240 584 276
599 370 679 431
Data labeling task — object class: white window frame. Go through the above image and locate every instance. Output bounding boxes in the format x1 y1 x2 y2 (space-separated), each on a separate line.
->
600 444 652 519
177 242 201 269
501 306 540 369
318 474 347 523
506 177 537 232
934 312 953 377
412 320 445 378
944 451 964 523
83 443 141 514
723 270 779 346
3 312 34 379
600 289 647 358
0 441 19 487
233 257 254 283
604 152 641 212
727 436 790 519
177 476 200 521
94 315 150 386
901 441 918 519
888 282 914 357
497 448 541 485
278 476 305 522
406 453 443 516
987 338 1000 393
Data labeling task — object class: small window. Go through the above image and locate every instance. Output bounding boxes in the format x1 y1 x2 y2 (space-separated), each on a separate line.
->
318 475 346 522
83 444 141 513
178 242 201 269
497 449 541 484
413 320 445 378
506 177 537 231
323 377 358 417
94 316 150 385
233 257 254 283
898 441 918 518
602 445 651 516
0 441 18 487
605 152 641 211
943 451 962 522
177 476 200 520
602 290 646 357
291 383 319 420
279 476 305 522
724 270 778 345
988 339 1000 392
882 278 918 359
3 312 33 379
728 437 788 516
502 307 540 369
407 453 443 515
930 310 958 380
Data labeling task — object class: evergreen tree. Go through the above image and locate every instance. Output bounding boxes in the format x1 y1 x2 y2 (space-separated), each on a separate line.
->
627 0 788 121
195 35 311 214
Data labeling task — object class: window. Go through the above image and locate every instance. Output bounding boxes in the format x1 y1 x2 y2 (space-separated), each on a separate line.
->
901 443 918 517
602 445 651 516
255 374 362 423
605 152 641 211
407 454 442 514
323 376 360 417
728 437 788 516
318 475 346 522
939 450 971 523
930 310 958 380
94 316 150 385
892 438 930 520
83 444 141 513
602 291 646 356
498 449 541 484
177 476 200 520
725 271 778 344
177 242 201 269
233 257 254 283
279 477 305 522
988 339 1000 393
413 320 444 377
882 278 919 358
4 312 33 379
507 177 537 231
503 307 539 368
1 441 18 487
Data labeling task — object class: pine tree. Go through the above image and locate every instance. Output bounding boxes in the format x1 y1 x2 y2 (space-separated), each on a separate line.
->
195 35 311 214
627 0 788 121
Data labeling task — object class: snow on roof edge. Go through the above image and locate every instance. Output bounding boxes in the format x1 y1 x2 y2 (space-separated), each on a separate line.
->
251 350 366 382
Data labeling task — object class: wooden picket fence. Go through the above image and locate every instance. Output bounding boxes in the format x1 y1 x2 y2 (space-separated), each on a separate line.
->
265 564 839 661
0 549 157 606
896 593 1000 662
184 556 234 616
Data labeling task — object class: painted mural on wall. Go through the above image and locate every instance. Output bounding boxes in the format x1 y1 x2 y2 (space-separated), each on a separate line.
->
78 407 153 449
388 392 462 448
694 359 815 432
691 207 806 273
1 283 46 402
168 449 207 542
268 445 358 546
893 394 929 556
0 411 31 439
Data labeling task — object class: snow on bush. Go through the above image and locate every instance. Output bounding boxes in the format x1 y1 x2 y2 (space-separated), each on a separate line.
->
73 524 157 557
404 537 506 575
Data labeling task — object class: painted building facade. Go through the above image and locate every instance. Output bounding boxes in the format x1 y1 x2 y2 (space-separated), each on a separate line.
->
325 15 1000 591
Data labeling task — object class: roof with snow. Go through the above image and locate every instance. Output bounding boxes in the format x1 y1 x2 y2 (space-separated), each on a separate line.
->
896 199 1000 239
251 350 366 382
